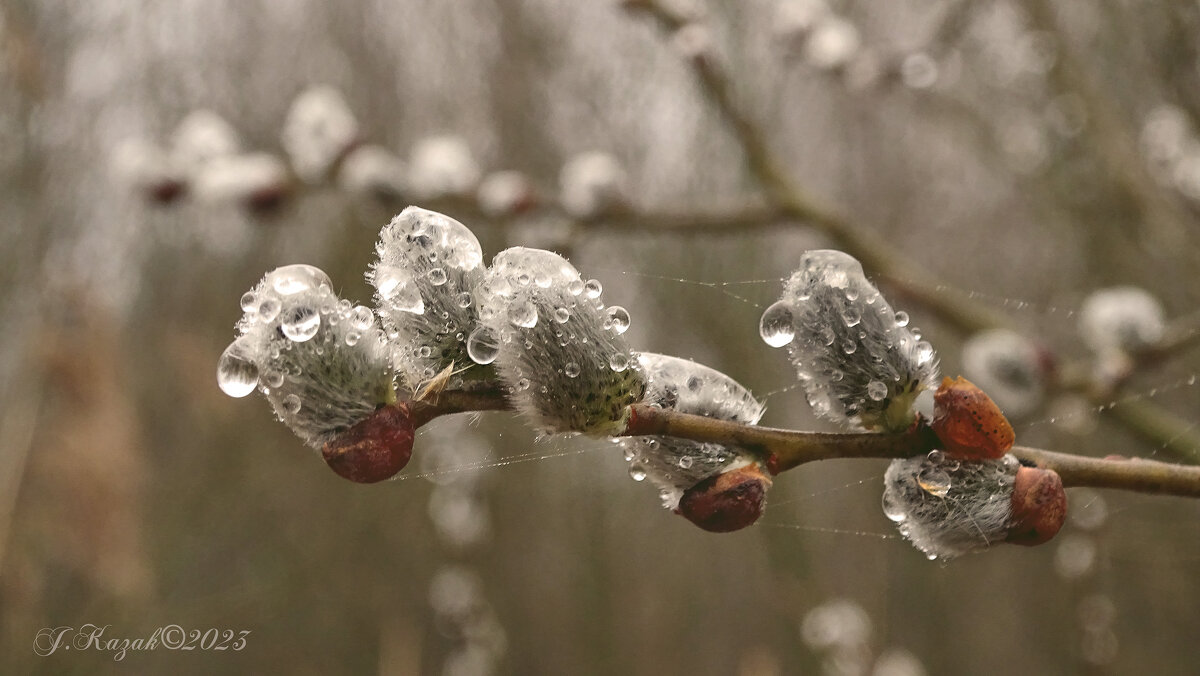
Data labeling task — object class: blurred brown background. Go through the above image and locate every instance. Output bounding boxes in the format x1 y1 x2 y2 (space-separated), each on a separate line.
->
1 0 1199 674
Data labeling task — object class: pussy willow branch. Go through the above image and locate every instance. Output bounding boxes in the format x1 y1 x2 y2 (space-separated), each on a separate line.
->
625 0 1200 459
625 0 1007 333
408 386 1200 499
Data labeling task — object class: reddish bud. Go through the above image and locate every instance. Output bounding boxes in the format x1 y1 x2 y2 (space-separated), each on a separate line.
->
1006 466 1067 546
321 403 415 483
244 183 292 215
675 463 771 533
931 376 1014 460
145 178 188 205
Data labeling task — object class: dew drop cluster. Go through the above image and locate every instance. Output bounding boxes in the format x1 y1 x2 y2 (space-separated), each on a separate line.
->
217 263 393 448
620 353 765 509
882 452 1018 560
368 206 487 390
761 250 938 431
474 246 643 435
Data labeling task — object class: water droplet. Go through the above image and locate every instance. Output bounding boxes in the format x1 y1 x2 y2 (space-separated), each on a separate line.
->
659 489 675 509
282 394 302 414
881 492 906 522
349 305 375 330
466 327 500 365
845 286 860 301
516 377 531 390
376 267 425 314
583 279 603 299
678 456 694 469
240 291 257 312
842 307 861 327
609 353 629 372
759 301 795 348
606 306 631 334
271 264 330 296
894 311 910 327
567 279 584 296
427 267 448 285
455 292 472 309
217 340 259 397
916 341 935 365
867 380 888 401
264 369 285 388
418 346 432 358
554 307 571 323
257 298 281 322
629 464 647 481
564 362 581 378
917 467 951 497
820 327 836 346
345 331 361 346
508 301 538 328
282 307 320 342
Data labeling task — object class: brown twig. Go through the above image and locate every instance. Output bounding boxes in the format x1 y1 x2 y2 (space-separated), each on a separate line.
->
402 387 1200 499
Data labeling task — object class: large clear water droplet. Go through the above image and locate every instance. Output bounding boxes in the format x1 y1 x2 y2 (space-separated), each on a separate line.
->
272 264 331 296
606 306 631 334
894 311 910 327
916 341 936 366
917 467 951 497
217 339 259 397
240 291 258 312
553 307 571 323
867 380 888 401
508 300 538 328
466 327 500 365
629 464 647 482
563 362 581 378
609 353 629 372
583 279 603 299
759 301 795 348
881 491 906 522
257 297 281 322
427 267 448 285
378 268 425 315
349 305 375 330
282 307 321 342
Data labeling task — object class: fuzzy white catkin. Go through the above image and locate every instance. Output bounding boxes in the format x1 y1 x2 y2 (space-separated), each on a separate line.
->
408 136 481 200
192 153 290 205
218 264 394 449
620 352 765 509
171 109 240 177
766 249 938 432
368 207 486 391
337 145 408 201
882 453 1019 560
1078 286 1165 355
474 247 643 435
558 151 627 219
281 85 360 183
961 329 1044 419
